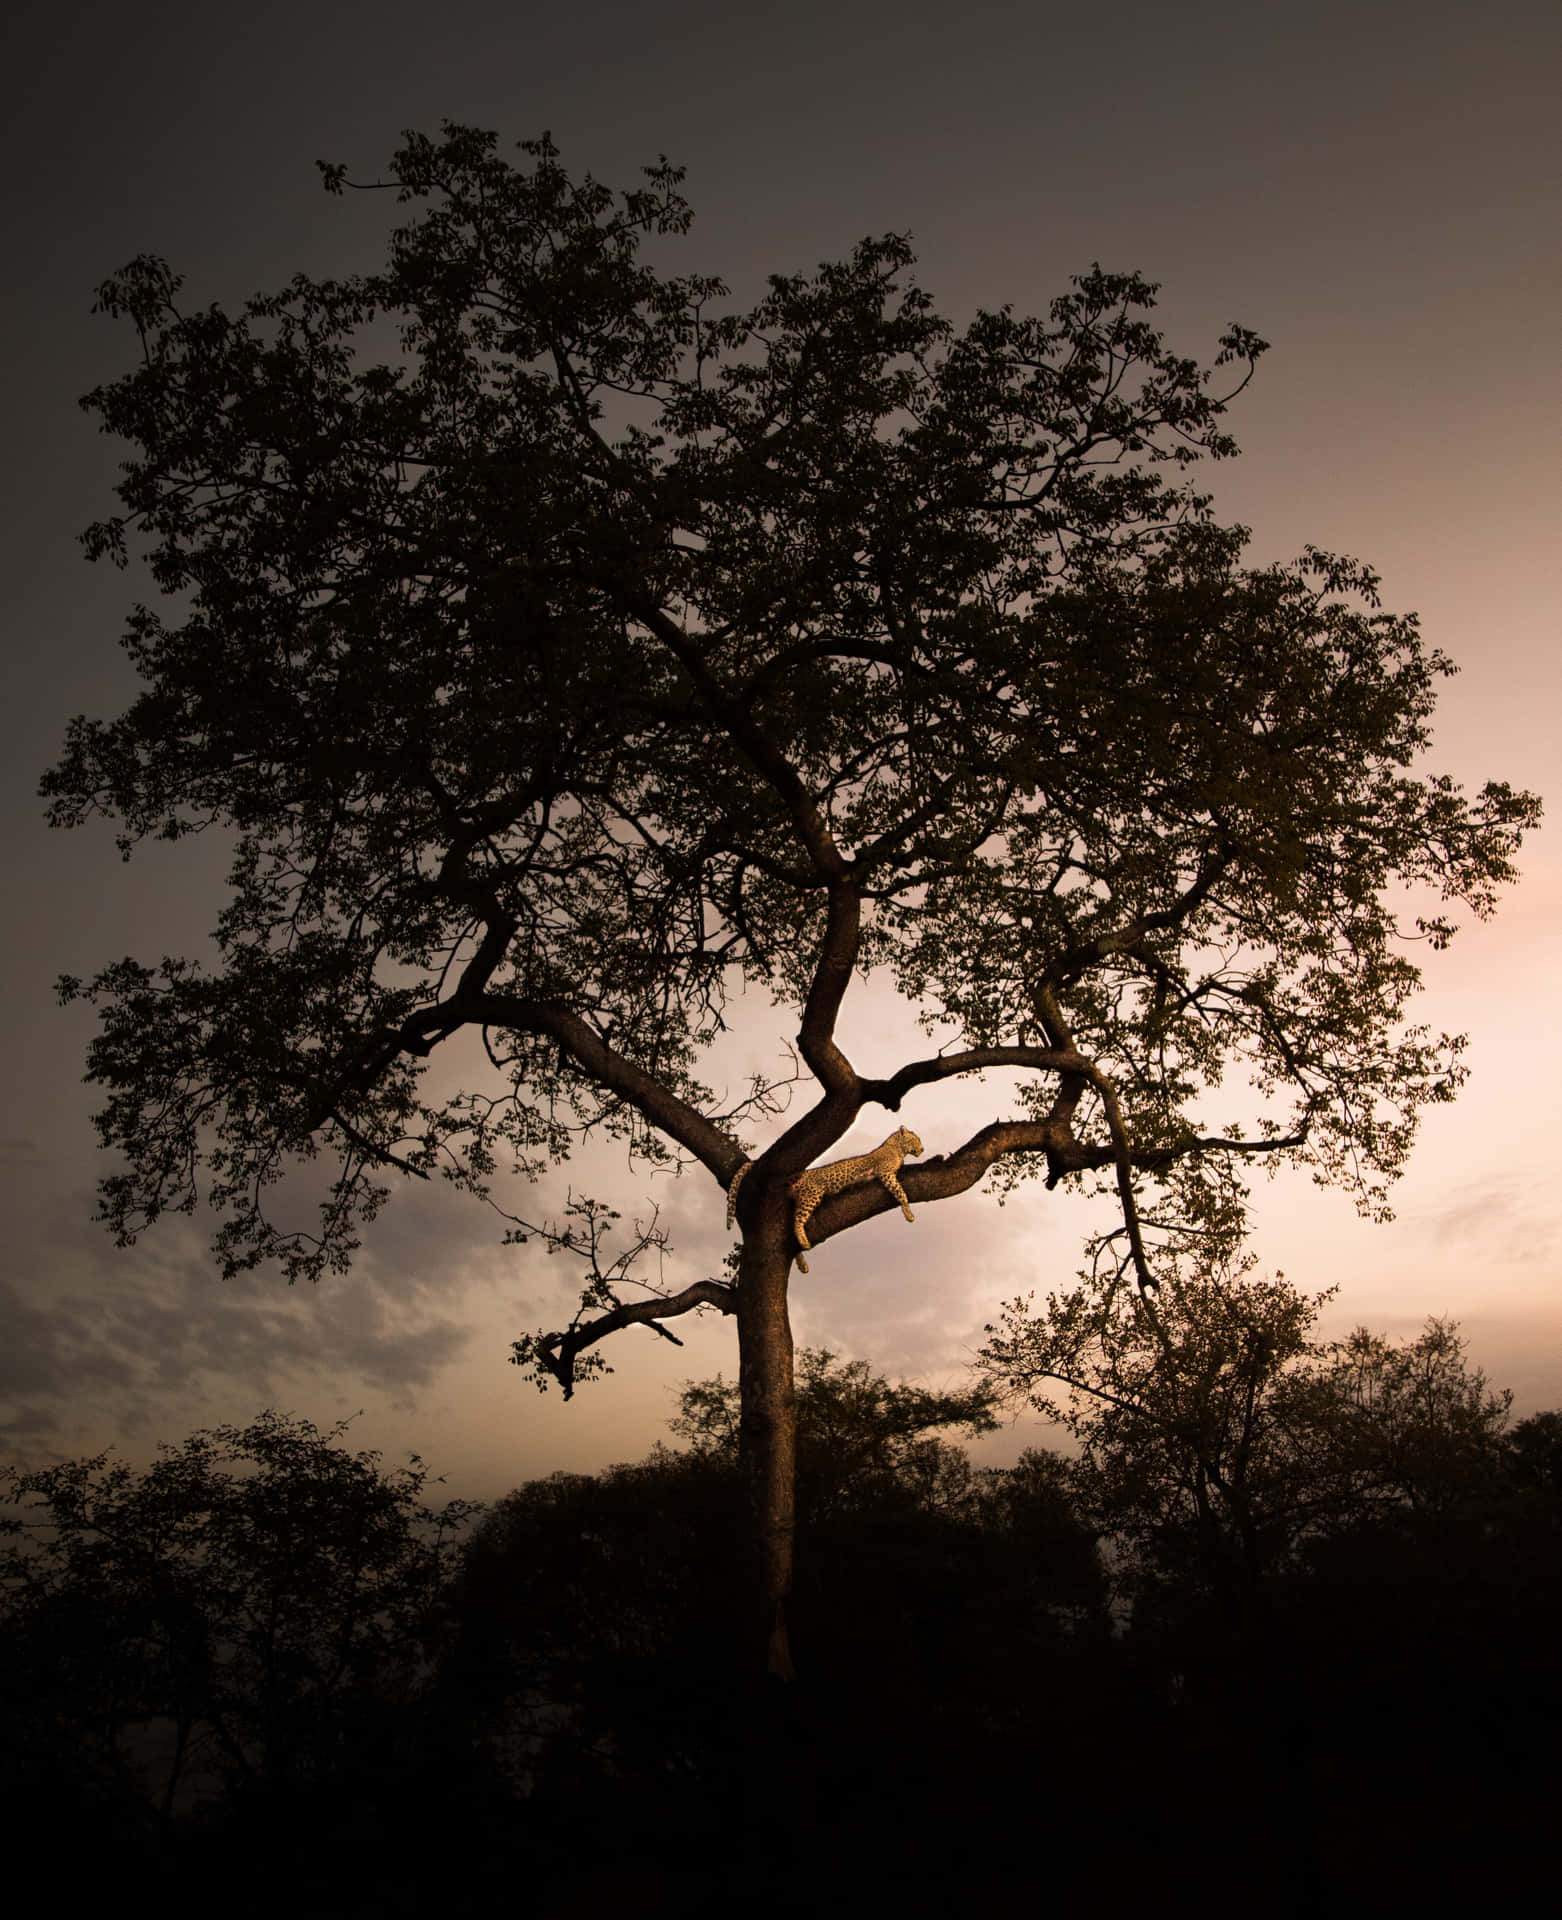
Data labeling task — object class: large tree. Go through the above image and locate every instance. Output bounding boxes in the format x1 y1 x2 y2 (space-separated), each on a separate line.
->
46 124 1537 1681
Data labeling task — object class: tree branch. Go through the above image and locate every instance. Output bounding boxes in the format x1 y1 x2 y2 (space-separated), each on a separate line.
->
623 596 848 884
616 592 869 1146
793 875 862 1110
472 993 744 1183
859 1043 1088 1110
1037 848 1234 993
514 1279 738 1400
792 1113 1306 1262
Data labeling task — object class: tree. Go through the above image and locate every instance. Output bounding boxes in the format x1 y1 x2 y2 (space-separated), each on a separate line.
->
980 1255 1323 1608
1508 1409 1562 1495
446 1350 1103 1871
0 1411 478 1834
452 1347 1000 1738
45 123 1538 1681
977 1255 1513 1609
1319 1315 1513 1512
669 1344 997 1522
664 1350 1104 1672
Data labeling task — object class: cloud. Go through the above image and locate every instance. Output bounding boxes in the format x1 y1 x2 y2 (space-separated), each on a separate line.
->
1408 1173 1559 1269
0 1171 508 1450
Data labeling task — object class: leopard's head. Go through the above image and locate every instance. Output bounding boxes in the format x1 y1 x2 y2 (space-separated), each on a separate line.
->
895 1127 923 1157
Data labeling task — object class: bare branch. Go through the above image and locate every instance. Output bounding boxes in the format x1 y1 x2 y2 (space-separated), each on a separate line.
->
860 1043 1087 1110
512 1279 739 1400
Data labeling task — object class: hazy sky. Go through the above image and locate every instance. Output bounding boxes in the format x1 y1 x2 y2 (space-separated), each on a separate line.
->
3 0 1557 1498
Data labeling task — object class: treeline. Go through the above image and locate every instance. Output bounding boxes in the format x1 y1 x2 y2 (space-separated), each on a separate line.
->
5 1275 1560 1902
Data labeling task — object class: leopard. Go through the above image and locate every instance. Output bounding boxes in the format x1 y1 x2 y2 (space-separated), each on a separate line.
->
725 1126 924 1272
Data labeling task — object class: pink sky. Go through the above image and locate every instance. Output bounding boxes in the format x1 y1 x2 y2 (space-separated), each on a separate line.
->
2 0 1556 1497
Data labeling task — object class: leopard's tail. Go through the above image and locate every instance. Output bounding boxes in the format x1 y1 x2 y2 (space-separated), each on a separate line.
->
725 1160 752 1229
728 1158 810 1268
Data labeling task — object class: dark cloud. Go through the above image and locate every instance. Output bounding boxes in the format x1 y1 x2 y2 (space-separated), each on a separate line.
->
0 1172 499 1450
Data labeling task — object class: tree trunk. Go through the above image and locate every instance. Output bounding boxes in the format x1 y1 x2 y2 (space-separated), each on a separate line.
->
735 1231 798 1685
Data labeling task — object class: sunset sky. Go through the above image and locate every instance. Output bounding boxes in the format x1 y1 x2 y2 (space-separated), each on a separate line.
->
3 0 1557 1499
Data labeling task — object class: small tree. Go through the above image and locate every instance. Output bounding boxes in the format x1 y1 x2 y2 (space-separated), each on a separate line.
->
670 1346 997 1522
46 124 1537 1679
978 1257 1512 1608
0 1411 478 1828
1319 1317 1513 1512
1508 1410 1562 1495
980 1255 1321 1606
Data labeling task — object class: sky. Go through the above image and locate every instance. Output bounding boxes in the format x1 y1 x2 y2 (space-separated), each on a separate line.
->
2 0 1557 1500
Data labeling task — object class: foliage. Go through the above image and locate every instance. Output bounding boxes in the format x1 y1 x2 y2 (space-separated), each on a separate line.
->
449 1350 1103 1813
457 1444 742 1662
669 1345 997 1519
1318 1314 1513 1511
978 1254 1512 1604
458 1346 1005 1680
1508 1408 1562 1494
0 1411 479 1828
446 1443 745 1807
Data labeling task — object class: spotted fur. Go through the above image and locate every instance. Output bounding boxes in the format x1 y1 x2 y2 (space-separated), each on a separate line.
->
725 1127 924 1272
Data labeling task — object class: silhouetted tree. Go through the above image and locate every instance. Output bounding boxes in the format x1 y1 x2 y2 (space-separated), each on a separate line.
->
979 1255 1512 1609
981 1264 1557 1897
669 1344 998 1521
1508 1408 1562 1494
446 1349 1105 1893
1317 1315 1512 1512
455 1350 999 1721
0 1412 478 1839
1263 1387 1560 1901
47 122 1538 1678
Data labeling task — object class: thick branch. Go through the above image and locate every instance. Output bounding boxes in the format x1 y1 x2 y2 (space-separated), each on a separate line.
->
307 899 519 1134
858 1031 1154 1288
860 1043 1087 1110
794 875 862 1109
472 993 744 1182
794 1116 1306 1255
1038 849 1233 992
797 1117 1068 1249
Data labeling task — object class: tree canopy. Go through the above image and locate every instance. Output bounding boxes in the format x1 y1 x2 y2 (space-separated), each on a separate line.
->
46 123 1539 1676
